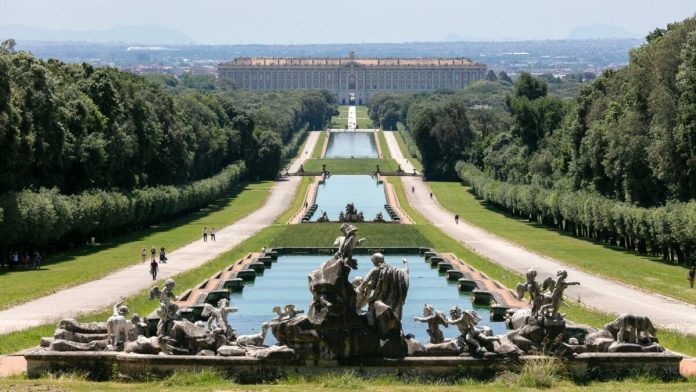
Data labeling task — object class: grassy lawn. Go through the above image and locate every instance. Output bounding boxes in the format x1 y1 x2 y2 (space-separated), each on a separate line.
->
392 131 424 172
0 182 273 311
271 223 430 248
311 131 326 158
429 182 696 308
2 372 694 391
377 131 392 159
304 158 399 174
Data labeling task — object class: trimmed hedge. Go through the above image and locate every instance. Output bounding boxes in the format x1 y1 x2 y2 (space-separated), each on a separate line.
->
397 122 422 162
0 162 246 250
456 162 696 263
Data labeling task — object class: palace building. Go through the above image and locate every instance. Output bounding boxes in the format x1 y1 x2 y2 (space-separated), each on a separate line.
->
218 52 486 105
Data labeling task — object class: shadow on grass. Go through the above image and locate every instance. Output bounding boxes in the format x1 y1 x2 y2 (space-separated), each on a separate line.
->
462 187 683 270
0 182 263 277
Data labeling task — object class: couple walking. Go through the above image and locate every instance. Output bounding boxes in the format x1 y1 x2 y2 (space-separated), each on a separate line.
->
202 227 217 242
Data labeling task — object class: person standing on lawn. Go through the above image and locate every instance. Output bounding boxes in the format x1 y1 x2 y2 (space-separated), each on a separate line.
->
688 266 696 289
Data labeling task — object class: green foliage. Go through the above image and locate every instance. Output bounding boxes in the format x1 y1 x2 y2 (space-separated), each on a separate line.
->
457 163 696 264
0 162 245 250
498 358 566 388
408 99 474 179
514 72 548 100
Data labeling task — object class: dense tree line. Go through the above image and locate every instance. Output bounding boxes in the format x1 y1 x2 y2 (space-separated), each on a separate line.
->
0 45 336 251
457 163 696 263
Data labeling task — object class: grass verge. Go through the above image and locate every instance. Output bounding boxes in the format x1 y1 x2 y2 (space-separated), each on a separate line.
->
304 158 399 174
276 176 314 224
429 181 696 307
311 131 326 158
2 369 695 391
0 182 273 311
377 132 392 159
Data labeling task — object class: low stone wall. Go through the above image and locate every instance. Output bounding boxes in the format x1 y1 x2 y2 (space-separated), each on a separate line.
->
25 351 683 381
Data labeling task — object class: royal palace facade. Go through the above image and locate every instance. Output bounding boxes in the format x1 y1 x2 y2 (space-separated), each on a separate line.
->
218 52 486 105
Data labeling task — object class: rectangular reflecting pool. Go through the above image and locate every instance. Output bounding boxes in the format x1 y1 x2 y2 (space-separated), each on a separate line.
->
325 131 378 158
314 175 390 221
228 254 508 345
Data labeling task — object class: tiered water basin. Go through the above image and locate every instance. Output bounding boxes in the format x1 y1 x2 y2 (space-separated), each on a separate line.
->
228 253 507 344
325 132 377 158
312 175 391 221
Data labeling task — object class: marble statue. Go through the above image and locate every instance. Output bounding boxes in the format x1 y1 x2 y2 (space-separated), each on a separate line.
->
447 306 499 355
357 253 409 320
538 270 579 318
201 298 238 337
413 304 448 344
106 297 131 348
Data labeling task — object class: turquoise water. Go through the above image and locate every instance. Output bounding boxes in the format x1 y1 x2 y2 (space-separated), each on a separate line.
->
313 175 390 221
227 254 508 345
325 132 378 158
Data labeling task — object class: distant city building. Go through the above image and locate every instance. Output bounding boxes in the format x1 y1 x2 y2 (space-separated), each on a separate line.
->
218 51 486 104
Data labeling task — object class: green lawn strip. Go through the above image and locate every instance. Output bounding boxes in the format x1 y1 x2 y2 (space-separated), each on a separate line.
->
304 158 399 174
429 181 696 307
377 132 392 159
392 131 423 172
0 182 273 311
272 223 431 248
311 131 326 158
276 176 314 224
392 178 696 356
356 117 373 129
1 374 694 392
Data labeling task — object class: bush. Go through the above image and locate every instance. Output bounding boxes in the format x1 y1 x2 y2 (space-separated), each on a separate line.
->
0 162 245 250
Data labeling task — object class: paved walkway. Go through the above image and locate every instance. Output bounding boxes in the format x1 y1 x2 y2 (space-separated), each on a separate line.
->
348 105 356 130
383 131 696 334
0 132 321 336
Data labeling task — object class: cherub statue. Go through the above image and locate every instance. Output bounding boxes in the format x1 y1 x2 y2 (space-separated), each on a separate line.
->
107 297 131 348
447 305 499 355
149 278 178 305
413 304 448 344
129 313 148 340
149 279 180 336
201 298 238 336
539 270 580 318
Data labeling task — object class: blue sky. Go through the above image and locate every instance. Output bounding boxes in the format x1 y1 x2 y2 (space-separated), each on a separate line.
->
1 0 695 44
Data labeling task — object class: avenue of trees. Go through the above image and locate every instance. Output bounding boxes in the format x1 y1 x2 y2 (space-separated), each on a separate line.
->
0 45 336 251
369 16 696 263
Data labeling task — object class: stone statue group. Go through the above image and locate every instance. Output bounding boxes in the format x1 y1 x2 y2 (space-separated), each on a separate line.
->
39 224 664 360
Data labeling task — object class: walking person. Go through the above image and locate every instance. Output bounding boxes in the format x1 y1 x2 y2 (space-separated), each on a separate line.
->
202 227 208 242
150 246 156 259
32 250 41 270
159 247 167 264
141 246 147 263
411 186 415 194
430 192 433 199
688 266 696 289
211 227 216 242
454 214 459 225
150 257 159 281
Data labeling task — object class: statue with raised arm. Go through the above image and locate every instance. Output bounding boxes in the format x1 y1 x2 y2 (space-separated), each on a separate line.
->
539 270 580 318
413 304 448 344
